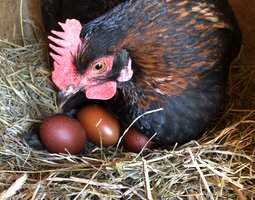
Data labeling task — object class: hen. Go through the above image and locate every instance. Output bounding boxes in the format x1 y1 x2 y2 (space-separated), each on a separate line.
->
46 0 241 145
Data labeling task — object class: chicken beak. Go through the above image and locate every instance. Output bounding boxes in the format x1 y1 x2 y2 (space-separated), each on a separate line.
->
57 91 74 109
57 86 84 109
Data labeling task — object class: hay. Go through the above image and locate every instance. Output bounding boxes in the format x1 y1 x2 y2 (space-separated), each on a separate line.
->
0 40 254 199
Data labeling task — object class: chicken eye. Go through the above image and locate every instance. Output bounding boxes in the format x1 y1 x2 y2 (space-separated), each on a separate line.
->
93 62 107 73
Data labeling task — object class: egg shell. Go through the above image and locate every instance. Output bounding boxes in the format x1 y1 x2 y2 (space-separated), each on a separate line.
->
122 128 157 153
77 104 120 147
40 114 86 154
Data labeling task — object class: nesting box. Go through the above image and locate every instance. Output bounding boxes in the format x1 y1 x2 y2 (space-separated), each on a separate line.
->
0 1 254 199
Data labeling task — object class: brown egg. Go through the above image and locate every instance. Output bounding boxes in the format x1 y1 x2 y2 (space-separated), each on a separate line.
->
40 114 86 154
122 128 157 153
77 104 120 147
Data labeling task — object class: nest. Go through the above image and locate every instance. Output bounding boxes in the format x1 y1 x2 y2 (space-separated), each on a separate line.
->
0 20 254 200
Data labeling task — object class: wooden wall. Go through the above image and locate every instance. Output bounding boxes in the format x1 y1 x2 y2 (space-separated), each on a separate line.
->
0 0 44 47
229 0 255 65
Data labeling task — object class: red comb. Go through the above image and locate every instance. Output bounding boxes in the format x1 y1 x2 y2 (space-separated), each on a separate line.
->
48 19 82 90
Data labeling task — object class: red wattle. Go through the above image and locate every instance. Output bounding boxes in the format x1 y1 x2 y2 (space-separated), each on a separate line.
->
86 81 117 100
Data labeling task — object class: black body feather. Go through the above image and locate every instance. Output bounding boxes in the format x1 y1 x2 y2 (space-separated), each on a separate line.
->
40 0 127 32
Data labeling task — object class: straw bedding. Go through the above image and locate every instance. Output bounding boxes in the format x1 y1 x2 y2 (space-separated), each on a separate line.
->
0 2 254 200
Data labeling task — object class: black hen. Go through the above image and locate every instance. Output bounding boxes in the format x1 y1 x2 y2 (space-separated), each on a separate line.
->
44 0 241 145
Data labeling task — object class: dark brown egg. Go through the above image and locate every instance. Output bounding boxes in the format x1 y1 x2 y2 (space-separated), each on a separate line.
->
77 104 120 147
122 128 157 153
40 114 86 154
